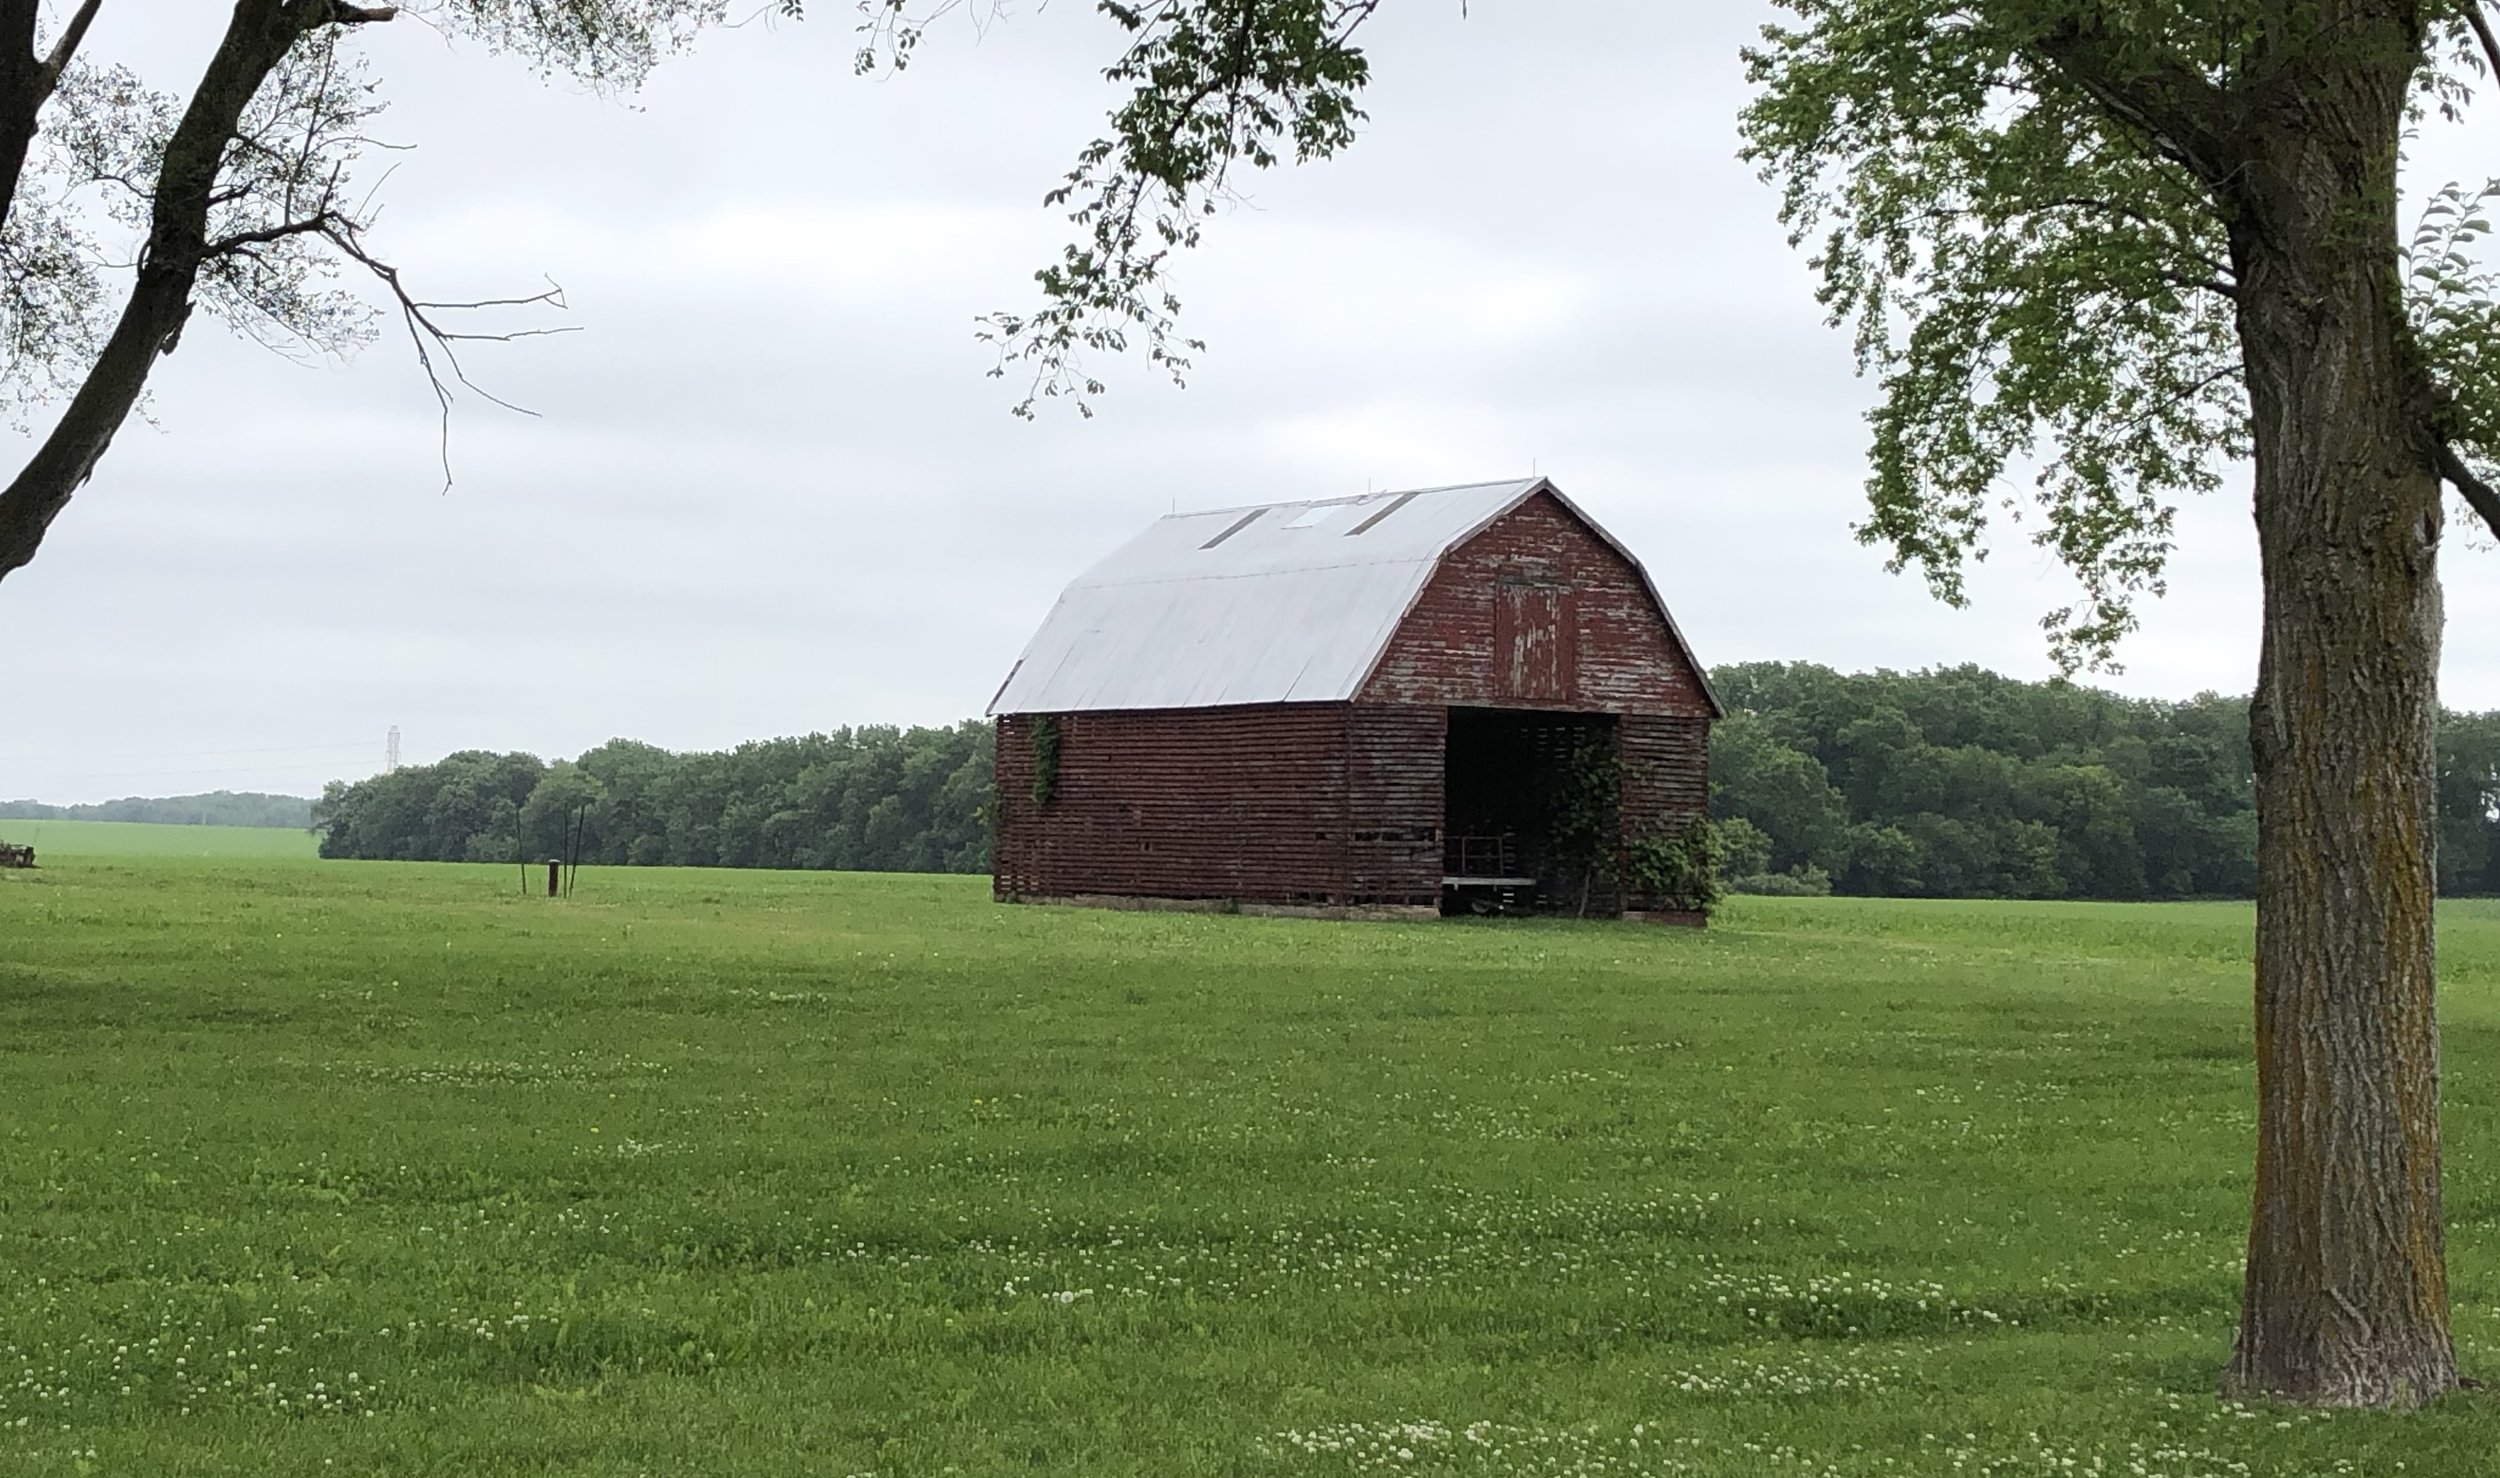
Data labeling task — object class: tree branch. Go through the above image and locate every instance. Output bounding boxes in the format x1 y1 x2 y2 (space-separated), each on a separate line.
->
2031 17 2240 186
205 213 337 256
2435 440 2500 541
2471 3 2500 84
0 0 308 582
2158 269 2240 299
37 0 102 90
325 221 573 489
0 1 49 238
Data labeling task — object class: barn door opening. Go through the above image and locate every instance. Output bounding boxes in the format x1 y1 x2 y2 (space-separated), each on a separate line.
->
1440 707 1619 916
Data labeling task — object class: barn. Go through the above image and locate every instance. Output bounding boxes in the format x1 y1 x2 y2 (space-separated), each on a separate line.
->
987 477 1720 920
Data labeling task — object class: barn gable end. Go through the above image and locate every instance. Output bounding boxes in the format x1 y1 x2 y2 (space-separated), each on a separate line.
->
1358 489 1715 716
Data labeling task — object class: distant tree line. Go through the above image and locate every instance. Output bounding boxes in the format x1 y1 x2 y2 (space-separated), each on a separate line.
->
1708 663 2500 900
313 725 993 873
303 666 2500 898
0 791 313 828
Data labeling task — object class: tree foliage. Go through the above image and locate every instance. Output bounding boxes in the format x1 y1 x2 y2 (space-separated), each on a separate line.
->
933 1 2500 656
856 0 1381 414
1735 2 2500 666
0 0 736 580
313 721 994 872
290 666 2500 902
1712 662 2253 898
0 789 312 827
1711 662 2500 901
0 0 1402 575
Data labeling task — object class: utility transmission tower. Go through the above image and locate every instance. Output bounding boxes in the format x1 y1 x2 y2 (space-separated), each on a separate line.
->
386 726 401 774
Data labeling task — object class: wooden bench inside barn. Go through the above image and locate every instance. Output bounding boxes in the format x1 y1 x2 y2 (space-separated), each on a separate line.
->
1442 835 1536 915
1442 833 1534 887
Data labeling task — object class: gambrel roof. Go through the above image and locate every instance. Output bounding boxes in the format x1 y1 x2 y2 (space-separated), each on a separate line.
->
988 477 1717 716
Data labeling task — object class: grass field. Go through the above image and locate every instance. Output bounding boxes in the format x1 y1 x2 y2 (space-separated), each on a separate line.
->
1 858 2495 1476
0 819 316 858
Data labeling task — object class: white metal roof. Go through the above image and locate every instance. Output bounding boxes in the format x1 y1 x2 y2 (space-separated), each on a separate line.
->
991 477 1722 716
992 478 1588 715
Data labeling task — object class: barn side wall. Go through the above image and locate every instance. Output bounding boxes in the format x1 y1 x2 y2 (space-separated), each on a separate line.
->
1360 490 1715 717
1344 705 1447 905
1618 712 1713 914
996 703 1432 907
990 706 1713 916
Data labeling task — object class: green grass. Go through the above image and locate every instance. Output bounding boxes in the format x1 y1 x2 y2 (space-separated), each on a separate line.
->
0 819 317 858
0 860 2494 1476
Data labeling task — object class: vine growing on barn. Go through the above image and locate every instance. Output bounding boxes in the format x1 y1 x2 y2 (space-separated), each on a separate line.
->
1029 716 1063 809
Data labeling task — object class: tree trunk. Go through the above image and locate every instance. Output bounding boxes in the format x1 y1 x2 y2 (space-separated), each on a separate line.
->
0 1 106 236
2223 64 2458 1405
0 0 307 583
0 2 49 236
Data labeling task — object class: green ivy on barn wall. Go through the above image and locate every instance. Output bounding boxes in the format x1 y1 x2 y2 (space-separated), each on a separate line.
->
1030 716 1063 809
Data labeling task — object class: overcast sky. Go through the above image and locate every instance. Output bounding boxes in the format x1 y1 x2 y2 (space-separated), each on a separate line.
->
4 2 2498 804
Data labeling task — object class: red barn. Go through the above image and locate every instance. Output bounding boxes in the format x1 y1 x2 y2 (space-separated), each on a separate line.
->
988 478 1719 920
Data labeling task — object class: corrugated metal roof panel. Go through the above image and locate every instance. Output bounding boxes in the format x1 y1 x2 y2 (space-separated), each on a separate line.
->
989 476 1727 718
992 480 1541 715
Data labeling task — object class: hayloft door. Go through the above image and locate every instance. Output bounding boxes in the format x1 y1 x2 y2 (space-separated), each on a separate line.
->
1495 581 1576 701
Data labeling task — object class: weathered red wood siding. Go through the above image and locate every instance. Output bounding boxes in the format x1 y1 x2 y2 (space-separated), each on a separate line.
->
1344 705 1446 904
994 704 1361 905
1359 490 1713 717
1618 712 1712 911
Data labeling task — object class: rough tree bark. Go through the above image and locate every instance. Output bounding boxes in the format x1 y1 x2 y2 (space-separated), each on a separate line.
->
0 3 53 230
0 0 99 233
2221 38 2458 1407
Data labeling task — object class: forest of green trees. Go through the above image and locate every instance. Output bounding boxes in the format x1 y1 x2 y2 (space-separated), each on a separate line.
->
0 791 313 827
1710 663 2500 899
301 666 2500 900
313 724 992 874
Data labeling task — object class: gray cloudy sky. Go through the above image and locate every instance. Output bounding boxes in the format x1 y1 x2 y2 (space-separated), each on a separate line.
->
5 2 2498 804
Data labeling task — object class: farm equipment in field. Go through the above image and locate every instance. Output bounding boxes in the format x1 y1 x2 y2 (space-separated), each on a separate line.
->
0 840 35 869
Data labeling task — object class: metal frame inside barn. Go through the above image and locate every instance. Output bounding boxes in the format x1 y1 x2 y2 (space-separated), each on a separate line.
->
987 478 1720 920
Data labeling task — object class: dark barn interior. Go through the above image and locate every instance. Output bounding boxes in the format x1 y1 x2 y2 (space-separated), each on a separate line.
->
1440 706 1619 915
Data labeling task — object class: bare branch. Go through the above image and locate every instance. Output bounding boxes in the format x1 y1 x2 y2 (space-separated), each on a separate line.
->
2436 440 2500 541
325 221 573 489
